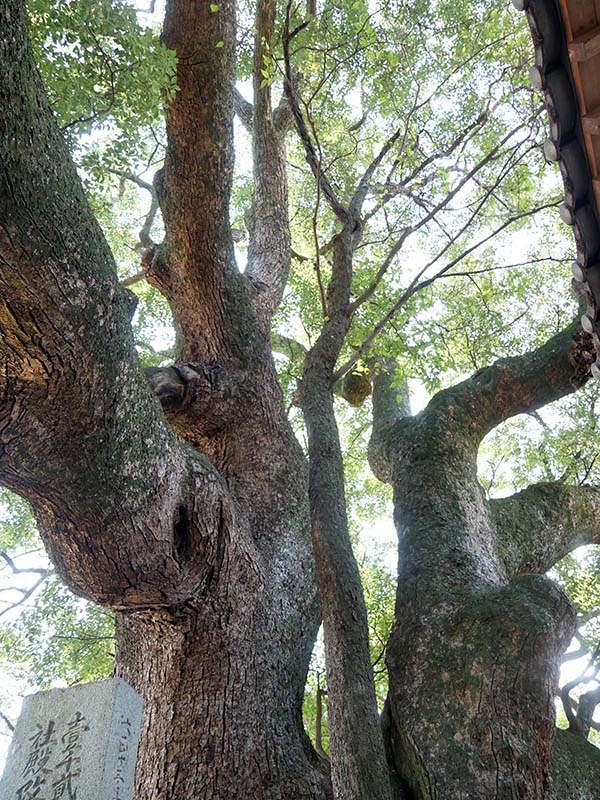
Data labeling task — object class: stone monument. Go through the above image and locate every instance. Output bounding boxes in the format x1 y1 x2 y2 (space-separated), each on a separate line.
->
0 677 143 800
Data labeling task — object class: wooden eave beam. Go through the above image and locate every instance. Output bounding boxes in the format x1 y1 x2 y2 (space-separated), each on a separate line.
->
582 110 600 135
569 26 600 61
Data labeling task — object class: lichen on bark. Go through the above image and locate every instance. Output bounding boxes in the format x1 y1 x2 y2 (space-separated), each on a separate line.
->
3 0 600 797
0 1 328 797
372 324 600 799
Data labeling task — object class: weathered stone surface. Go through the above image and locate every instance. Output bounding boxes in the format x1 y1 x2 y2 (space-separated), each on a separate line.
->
0 678 143 800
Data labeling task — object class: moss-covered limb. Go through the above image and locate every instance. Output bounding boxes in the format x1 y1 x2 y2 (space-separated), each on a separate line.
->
245 0 292 320
368 358 411 483
0 0 238 609
387 575 576 799
382 423 591 796
547 729 600 799
374 324 597 596
490 483 600 577
400 321 593 455
380 323 596 797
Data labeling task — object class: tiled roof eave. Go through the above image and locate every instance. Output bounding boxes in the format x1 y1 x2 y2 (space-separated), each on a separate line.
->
517 0 600 376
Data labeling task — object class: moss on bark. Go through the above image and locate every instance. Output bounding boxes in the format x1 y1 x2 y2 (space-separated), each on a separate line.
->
548 729 600 799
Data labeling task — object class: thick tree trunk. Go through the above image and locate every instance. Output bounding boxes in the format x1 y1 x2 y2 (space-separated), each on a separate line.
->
118 354 331 799
386 456 574 798
110 421 329 800
0 3 329 798
371 326 600 799
115 607 328 800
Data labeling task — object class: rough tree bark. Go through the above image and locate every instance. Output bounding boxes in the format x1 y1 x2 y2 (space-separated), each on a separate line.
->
371 323 600 799
298 224 394 800
0 1 329 798
547 728 600 797
4 1 600 798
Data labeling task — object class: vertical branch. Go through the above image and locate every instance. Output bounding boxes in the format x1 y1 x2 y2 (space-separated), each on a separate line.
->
368 358 411 483
312 155 328 318
245 0 293 318
281 6 394 795
155 0 257 362
299 228 393 800
160 0 236 253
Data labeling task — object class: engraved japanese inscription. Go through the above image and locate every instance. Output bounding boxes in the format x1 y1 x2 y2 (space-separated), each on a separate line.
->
0 679 143 800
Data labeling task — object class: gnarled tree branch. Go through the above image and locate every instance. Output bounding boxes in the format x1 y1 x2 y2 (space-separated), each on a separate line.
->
491 483 600 578
0 0 238 611
419 320 593 449
145 361 242 434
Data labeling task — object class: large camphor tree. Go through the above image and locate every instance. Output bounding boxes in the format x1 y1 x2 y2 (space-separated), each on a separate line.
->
2 0 600 797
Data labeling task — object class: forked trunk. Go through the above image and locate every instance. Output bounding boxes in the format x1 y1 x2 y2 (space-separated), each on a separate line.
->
371 330 600 799
386 432 574 798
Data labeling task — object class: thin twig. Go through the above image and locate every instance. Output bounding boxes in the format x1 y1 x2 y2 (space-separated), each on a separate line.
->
0 574 51 619
0 551 50 576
